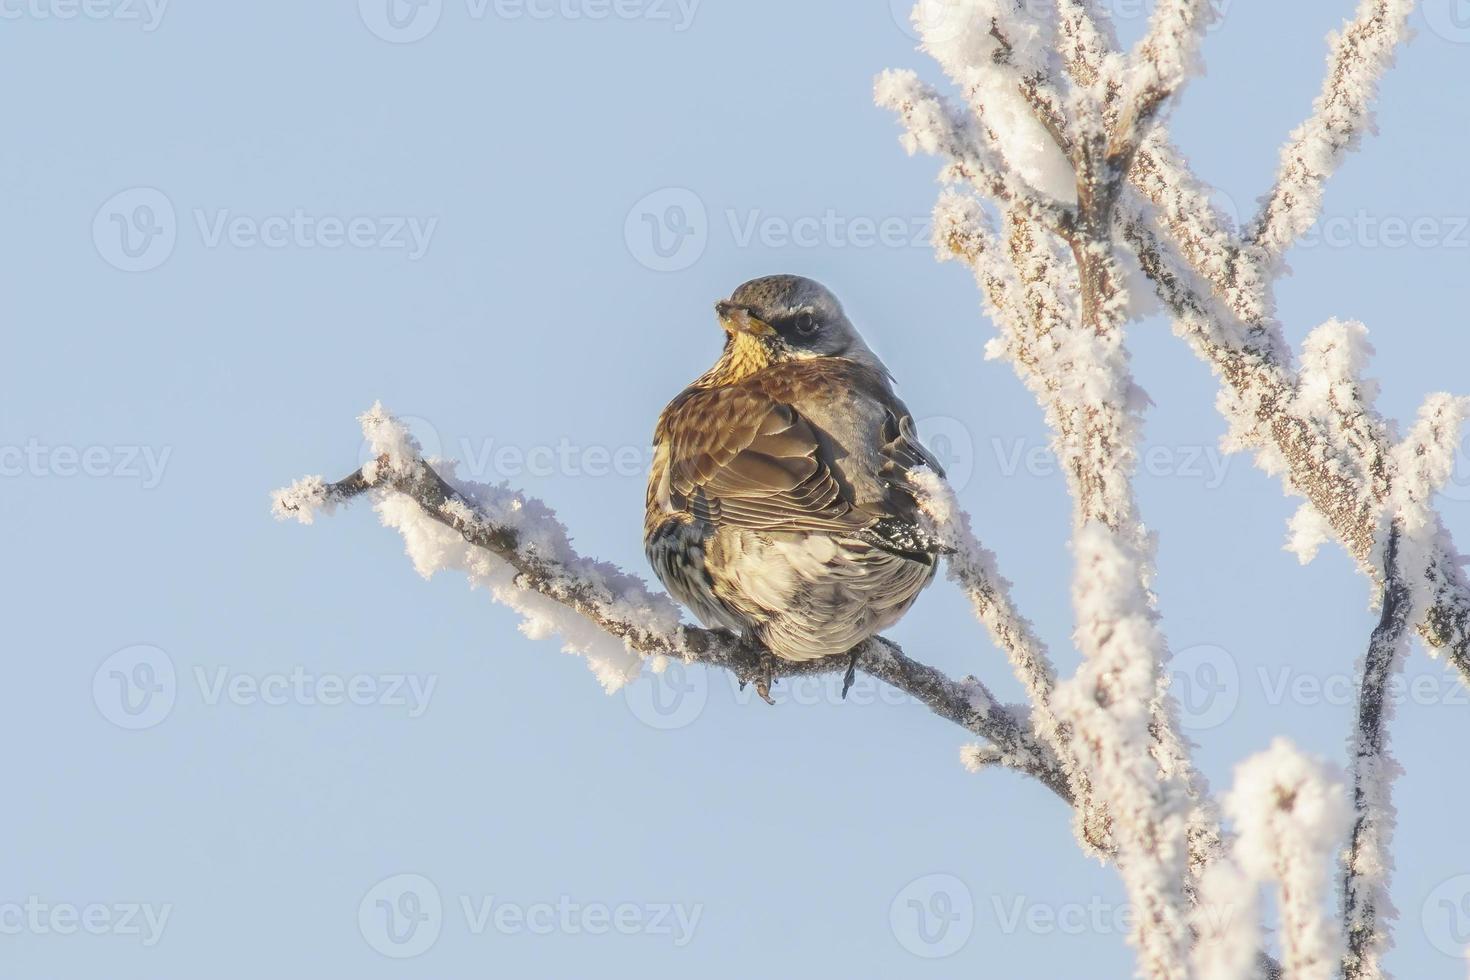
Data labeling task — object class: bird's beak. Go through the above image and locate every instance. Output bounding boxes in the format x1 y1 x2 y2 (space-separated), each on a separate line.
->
716 300 775 337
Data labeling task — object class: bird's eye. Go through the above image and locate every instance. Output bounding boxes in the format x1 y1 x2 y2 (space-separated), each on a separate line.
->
793 311 818 336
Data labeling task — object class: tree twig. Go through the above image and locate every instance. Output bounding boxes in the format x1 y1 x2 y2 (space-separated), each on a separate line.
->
273 451 1073 800
1341 528 1411 980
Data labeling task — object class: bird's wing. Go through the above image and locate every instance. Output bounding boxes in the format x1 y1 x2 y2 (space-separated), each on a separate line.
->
654 385 871 535
875 402 946 522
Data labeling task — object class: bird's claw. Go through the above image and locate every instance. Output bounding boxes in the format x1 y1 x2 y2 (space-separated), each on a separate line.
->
841 647 860 700
754 649 776 705
736 645 777 705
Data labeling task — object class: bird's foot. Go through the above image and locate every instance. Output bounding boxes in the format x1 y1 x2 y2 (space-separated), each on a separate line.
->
754 648 777 705
841 647 861 700
735 642 778 705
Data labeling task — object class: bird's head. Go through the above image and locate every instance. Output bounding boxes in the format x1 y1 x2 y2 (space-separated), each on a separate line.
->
706 275 878 383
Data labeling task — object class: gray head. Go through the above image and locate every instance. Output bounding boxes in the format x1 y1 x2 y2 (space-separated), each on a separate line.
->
713 275 879 366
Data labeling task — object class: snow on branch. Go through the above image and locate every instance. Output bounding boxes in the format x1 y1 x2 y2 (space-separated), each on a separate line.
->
1228 740 1351 980
1106 0 1470 696
1125 136 1283 356
1054 0 1121 89
1055 524 1194 979
899 0 1078 202
887 15 1230 961
272 405 1072 796
1189 859 1262 980
1248 0 1417 267
1341 401 1470 980
875 69 1077 226
1122 209 1470 686
274 404 674 692
1389 394 1470 614
911 471 1063 752
1341 526 1411 980
910 469 1123 856
1114 0 1213 159
882 2 1466 975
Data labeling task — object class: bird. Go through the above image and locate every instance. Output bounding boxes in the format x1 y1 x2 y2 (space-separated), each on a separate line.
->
644 274 946 703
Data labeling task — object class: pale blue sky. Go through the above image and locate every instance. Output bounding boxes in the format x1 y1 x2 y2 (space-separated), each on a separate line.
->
4 1 1470 977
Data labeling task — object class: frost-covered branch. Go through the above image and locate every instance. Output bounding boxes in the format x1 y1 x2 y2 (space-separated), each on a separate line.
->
1228 741 1351 980
275 2 1463 974
884 9 1227 971
1123 206 1470 689
1248 0 1417 268
1190 860 1262 980
1112 0 1470 694
1341 526 1410 980
1341 398 1470 979
911 469 1123 855
879 2 1465 976
1113 0 1212 167
272 406 1072 798
1056 526 1194 978
875 69 1077 231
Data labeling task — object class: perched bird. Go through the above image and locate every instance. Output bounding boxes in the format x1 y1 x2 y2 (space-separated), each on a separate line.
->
644 275 945 701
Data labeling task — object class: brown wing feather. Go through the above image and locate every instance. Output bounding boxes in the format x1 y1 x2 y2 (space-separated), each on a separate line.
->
654 385 869 535
873 406 945 523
